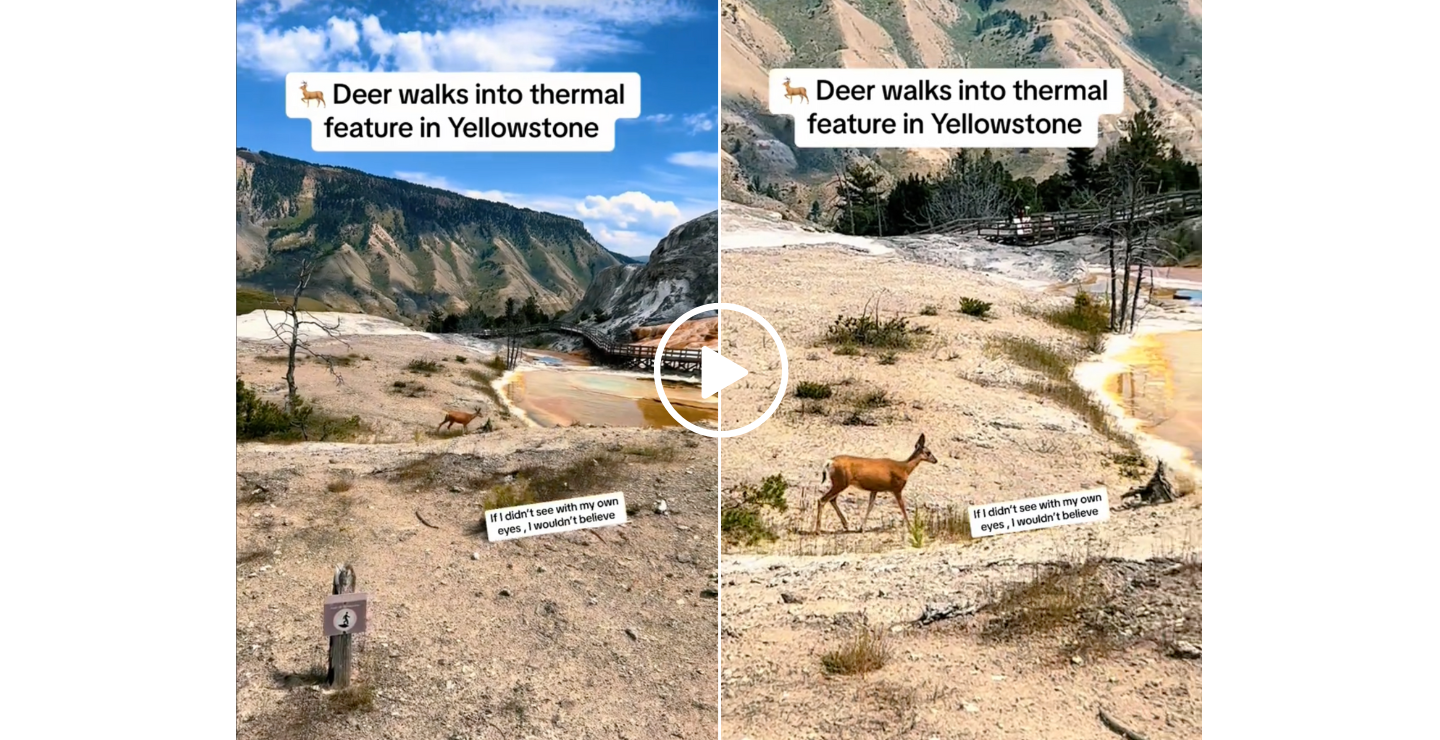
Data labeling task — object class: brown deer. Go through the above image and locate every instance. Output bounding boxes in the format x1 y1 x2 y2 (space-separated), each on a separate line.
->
782 77 808 104
437 405 485 433
299 81 326 108
813 434 938 534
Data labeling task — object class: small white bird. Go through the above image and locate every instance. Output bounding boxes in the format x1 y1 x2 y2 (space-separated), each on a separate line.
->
654 499 669 515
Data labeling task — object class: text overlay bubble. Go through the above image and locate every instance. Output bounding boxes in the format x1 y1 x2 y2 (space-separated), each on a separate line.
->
285 72 641 152
769 68 1123 149
968 487 1109 537
485 491 629 543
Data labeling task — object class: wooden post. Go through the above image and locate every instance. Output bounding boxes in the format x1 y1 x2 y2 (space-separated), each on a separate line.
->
328 563 356 689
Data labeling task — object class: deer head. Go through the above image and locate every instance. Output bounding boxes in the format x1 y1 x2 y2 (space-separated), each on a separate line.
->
913 434 938 464
300 81 308 89
783 77 791 85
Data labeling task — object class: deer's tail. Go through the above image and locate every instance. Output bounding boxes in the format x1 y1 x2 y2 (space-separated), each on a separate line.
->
821 458 833 484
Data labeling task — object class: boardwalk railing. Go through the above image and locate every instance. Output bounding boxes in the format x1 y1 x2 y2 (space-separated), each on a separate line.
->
912 189 1201 244
474 322 703 374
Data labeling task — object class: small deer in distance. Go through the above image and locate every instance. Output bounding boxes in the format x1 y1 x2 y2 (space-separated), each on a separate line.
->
782 77 808 104
299 81 326 108
813 434 938 534
437 406 485 434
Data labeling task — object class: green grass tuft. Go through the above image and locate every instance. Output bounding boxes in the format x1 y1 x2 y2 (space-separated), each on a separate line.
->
959 297 993 318
795 381 833 400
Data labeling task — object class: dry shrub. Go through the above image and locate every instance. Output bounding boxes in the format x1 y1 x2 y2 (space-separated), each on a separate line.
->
821 620 890 676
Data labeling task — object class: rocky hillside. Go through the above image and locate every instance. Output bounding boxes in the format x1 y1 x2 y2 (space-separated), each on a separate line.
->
566 211 719 341
721 0 1202 214
236 149 629 321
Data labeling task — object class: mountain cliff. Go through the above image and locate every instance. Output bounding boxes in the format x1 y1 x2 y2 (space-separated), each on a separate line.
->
566 211 719 340
721 0 1202 213
236 149 627 320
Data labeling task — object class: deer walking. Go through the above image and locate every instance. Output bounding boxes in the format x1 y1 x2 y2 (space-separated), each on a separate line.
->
437 406 485 433
813 434 938 534
299 81 326 108
782 77 808 104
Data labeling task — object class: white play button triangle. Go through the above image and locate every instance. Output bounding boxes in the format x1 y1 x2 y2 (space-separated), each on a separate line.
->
700 346 749 399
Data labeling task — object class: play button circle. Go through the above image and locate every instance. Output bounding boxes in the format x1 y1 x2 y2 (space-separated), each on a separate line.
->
654 303 788 439
700 346 748 398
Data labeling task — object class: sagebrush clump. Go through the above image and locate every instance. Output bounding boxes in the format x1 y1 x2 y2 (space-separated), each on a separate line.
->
236 376 365 442
823 298 927 350
722 474 791 545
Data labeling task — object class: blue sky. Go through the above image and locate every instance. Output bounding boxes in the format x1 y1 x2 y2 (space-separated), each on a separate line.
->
237 0 719 257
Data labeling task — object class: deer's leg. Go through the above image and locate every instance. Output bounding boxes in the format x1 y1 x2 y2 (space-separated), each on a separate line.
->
813 488 830 534
829 497 850 533
892 487 912 531
437 420 447 432
813 480 844 534
859 491 877 533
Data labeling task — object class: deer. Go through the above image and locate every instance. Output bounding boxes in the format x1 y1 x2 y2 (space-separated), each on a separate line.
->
813 434 938 534
299 81 326 108
782 77 808 104
437 405 485 434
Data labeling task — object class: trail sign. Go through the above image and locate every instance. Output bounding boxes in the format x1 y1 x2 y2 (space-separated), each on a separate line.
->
323 592 370 637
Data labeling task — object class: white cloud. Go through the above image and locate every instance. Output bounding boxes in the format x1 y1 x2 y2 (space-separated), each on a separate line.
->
326 17 360 54
627 109 716 135
682 111 715 134
575 191 684 232
236 22 332 74
238 2 693 77
666 151 717 169
390 171 690 256
590 225 656 254
572 191 696 255
457 1 696 26
238 15 621 75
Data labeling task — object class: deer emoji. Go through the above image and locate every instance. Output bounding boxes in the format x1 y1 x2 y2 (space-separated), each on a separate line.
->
299 81 326 108
813 434 938 534
782 77 808 104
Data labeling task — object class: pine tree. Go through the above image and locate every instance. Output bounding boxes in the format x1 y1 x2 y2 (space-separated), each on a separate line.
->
882 174 933 234
1065 147 1097 195
834 162 886 236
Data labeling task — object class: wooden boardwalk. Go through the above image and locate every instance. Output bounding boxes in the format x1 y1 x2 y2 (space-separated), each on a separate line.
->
914 189 1201 245
474 322 703 375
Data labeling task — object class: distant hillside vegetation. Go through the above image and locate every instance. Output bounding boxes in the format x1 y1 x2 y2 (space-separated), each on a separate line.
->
720 0 1202 219
236 149 626 321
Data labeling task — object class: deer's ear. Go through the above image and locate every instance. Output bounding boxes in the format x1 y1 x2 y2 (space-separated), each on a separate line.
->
916 434 926 448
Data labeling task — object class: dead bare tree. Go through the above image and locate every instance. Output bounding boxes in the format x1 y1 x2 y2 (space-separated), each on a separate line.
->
1105 200 1173 334
1099 113 1172 334
261 254 349 414
924 150 1014 226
